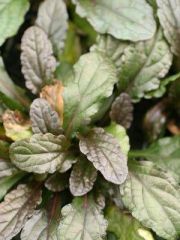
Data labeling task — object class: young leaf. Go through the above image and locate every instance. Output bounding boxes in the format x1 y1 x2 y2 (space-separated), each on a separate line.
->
0 184 42 239
70 156 97 196
105 123 130 156
110 93 133 129
120 161 180 240
131 136 180 182
72 0 156 41
0 158 17 178
157 0 180 56
2 110 32 141
79 128 128 184
58 196 108 240
30 98 62 135
0 172 26 201
21 196 60 240
63 52 117 133
36 0 68 53
45 172 69 192
92 29 172 102
106 205 154 240
10 133 76 174
21 26 57 94
0 0 29 46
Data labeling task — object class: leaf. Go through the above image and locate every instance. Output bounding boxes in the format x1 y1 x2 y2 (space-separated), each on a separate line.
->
0 0 29 46
0 184 42 239
58 195 108 240
92 29 173 102
157 0 180 56
120 161 180 239
10 133 76 174
40 81 64 123
105 122 130 156
63 52 117 133
0 57 29 108
70 156 97 196
0 158 17 178
36 0 68 53
79 128 128 184
0 172 26 201
106 205 154 240
0 140 10 160
72 0 156 41
45 172 69 192
110 93 133 129
2 110 32 141
30 98 62 135
131 136 180 182
21 26 57 94
21 196 60 240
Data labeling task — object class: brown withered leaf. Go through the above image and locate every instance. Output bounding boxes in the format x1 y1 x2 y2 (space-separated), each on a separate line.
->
2 110 32 141
110 93 133 129
40 81 64 125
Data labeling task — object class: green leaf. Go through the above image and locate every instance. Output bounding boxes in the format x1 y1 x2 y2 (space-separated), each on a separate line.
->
109 93 133 129
70 156 97 196
63 52 117 133
0 140 10 160
45 172 69 192
10 133 76 174
106 205 154 240
58 195 108 240
105 122 130 156
92 29 172 102
0 172 26 201
0 184 42 239
120 161 180 240
130 136 180 182
0 57 29 109
21 197 60 240
0 0 29 46
72 0 156 41
157 0 180 56
30 98 62 135
21 26 57 94
36 0 68 53
79 128 128 184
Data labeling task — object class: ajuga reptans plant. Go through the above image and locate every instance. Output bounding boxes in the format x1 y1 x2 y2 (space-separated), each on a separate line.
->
0 0 179 240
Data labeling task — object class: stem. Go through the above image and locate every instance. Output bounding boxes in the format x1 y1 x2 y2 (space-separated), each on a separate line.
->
128 150 148 158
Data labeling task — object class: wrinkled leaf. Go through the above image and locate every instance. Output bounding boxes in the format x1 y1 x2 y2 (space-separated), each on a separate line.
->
0 158 17 178
10 133 76 174
45 172 69 192
79 128 128 184
0 0 29 46
106 205 154 240
58 195 108 240
120 161 180 239
63 52 117 133
36 0 68 53
21 196 60 240
110 93 133 129
21 26 57 94
105 122 130 156
0 172 26 201
73 0 156 41
131 136 180 182
157 0 180 56
92 29 172 101
70 156 97 196
40 81 64 123
0 184 42 240
30 98 62 135
2 110 32 141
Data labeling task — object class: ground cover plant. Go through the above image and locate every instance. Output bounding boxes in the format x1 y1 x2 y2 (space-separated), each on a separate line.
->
0 0 179 239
